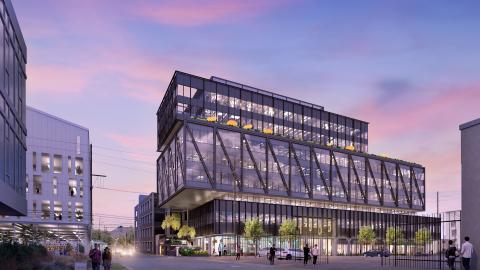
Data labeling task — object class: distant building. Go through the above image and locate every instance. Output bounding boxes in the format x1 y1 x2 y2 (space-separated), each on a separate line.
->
0 107 92 247
110 225 133 240
134 193 164 254
0 0 28 216
460 118 480 269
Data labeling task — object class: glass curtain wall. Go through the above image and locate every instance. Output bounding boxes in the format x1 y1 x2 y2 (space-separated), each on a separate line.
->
157 122 425 211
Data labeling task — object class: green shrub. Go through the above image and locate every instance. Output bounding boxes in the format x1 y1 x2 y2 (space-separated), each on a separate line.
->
179 247 208 256
0 242 50 269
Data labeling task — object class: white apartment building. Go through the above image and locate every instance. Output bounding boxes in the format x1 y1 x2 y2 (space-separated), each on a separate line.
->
0 107 91 247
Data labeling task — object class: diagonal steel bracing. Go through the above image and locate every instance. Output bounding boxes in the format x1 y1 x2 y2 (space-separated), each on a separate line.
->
381 162 398 206
185 124 215 188
266 138 290 195
215 129 242 191
241 134 268 193
331 152 350 201
396 164 412 207
366 159 383 205
311 149 332 199
290 143 312 197
349 155 367 203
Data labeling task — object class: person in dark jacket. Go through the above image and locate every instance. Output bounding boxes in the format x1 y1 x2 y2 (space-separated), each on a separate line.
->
89 244 102 270
269 245 277 265
102 247 112 270
303 244 310 265
446 240 457 270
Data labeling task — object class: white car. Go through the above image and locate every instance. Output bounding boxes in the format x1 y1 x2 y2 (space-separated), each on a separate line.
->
259 247 284 257
280 248 311 260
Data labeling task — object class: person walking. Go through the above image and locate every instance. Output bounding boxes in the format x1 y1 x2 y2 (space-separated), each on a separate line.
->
460 236 474 270
88 243 102 270
311 244 319 266
218 243 222 257
445 240 457 270
303 244 310 265
269 245 277 265
102 247 112 270
235 245 241 260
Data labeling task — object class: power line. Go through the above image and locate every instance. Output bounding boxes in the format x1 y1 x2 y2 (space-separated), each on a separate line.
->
94 186 148 195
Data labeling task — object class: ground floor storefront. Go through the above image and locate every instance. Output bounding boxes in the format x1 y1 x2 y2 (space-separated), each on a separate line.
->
184 199 439 256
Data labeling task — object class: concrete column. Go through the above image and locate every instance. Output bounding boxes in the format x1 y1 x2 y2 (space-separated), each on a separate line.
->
460 119 480 270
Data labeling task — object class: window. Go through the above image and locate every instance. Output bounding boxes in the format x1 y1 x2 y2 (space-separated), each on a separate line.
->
32 200 37 218
75 157 84 175
76 136 81 154
53 154 62 173
25 175 29 193
75 202 84 221
32 152 37 171
68 156 72 174
69 179 77 197
80 179 84 198
41 200 50 220
41 153 50 172
33 175 42 195
53 177 58 195
54 201 63 220
68 202 72 220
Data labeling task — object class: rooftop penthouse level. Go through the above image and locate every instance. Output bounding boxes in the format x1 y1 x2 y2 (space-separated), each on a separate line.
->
157 71 369 153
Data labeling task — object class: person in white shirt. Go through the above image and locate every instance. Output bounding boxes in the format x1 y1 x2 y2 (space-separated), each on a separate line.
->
461 236 474 270
311 244 319 265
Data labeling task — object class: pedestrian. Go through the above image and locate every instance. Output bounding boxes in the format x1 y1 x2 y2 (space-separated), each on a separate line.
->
235 245 241 260
460 236 474 270
223 246 227 256
303 244 310 265
269 245 277 265
445 240 457 270
89 243 102 270
311 244 319 266
102 247 112 270
218 243 222 257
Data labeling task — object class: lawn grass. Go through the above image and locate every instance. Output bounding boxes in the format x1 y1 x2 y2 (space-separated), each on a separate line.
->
111 262 128 270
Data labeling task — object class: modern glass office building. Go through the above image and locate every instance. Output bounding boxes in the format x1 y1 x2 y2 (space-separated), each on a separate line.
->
0 0 27 216
156 71 429 255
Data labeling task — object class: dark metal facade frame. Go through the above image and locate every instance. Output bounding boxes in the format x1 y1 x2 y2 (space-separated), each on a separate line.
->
157 119 425 211
157 71 369 153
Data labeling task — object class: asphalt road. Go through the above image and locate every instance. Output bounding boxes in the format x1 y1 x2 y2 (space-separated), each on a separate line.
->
114 254 445 270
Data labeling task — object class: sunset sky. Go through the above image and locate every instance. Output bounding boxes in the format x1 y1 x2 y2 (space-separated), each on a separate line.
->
12 0 480 229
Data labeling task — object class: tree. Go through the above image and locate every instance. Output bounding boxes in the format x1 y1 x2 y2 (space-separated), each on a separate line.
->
415 228 432 253
358 226 375 252
386 227 405 245
177 225 196 242
279 219 298 247
161 213 181 235
92 229 113 245
386 227 405 254
244 218 264 256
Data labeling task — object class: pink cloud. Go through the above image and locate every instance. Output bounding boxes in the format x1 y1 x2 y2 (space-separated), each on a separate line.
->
351 83 480 143
133 0 290 26
28 65 91 94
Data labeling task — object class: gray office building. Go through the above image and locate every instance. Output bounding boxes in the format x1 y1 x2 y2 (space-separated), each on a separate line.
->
460 118 480 270
0 0 28 216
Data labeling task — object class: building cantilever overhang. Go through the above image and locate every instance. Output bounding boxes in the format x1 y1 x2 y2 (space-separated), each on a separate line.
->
156 71 426 213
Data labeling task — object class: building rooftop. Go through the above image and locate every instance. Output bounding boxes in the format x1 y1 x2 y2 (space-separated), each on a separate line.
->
459 118 480 130
27 106 89 132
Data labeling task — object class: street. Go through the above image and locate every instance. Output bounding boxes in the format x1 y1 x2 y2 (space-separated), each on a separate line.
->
115 255 429 270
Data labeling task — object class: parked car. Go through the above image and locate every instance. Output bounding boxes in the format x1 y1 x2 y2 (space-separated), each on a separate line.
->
280 248 312 260
258 247 284 257
363 250 390 257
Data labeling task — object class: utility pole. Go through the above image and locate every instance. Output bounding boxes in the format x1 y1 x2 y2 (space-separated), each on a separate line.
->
436 191 439 217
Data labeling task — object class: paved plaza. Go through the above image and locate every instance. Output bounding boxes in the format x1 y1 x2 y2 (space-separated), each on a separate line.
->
115 255 437 270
